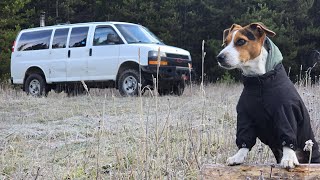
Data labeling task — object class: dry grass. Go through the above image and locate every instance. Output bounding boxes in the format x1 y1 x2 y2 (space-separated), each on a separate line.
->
0 83 320 179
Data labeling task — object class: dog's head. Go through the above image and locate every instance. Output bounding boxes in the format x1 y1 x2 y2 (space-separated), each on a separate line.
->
217 23 276 71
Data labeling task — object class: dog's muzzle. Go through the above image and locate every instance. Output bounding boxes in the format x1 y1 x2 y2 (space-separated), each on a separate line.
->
217 53 232 68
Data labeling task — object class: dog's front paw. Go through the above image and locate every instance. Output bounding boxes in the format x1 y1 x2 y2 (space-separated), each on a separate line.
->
227 156 244 166
227 148 249 166
280 147 299 169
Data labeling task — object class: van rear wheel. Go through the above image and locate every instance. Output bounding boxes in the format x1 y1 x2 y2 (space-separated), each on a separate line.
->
24 74 47 96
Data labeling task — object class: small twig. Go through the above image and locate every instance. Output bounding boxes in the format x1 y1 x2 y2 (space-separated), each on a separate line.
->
80 80 103 179
145 99 151 179
188 63 192 96
269 164 275 178
303 140 314 174
258 170 264 180
34 167 40 180
96 125 101 180
80 80 101 117
200 40 206 95
187 121 201 170
155 47 161 153
299 65 302 86
142 85 154 97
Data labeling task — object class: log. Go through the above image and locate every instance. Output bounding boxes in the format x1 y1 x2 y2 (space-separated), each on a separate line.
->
200 164 320 180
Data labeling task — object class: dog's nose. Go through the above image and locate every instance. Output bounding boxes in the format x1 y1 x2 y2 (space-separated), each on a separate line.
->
217 54 226 63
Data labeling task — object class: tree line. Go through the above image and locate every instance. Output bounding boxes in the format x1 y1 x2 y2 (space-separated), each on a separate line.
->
1 0 320 82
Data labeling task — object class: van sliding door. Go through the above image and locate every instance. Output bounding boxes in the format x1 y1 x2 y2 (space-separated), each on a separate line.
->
49 28 69 82
67 26 89 81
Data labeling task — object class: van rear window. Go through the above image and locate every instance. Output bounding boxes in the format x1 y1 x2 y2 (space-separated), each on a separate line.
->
69 27 89 48
52 28 69 49
17 30 52 51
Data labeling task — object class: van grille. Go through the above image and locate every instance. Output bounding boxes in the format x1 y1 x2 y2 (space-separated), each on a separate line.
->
166 53 191 67
166 53 189 60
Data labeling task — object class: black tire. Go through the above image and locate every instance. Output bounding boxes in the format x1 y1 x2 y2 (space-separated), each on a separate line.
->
158 81 185 96
173 81 185 96
24 74 47 97
118 69 144 96
66 83 87 97
158 88 170 96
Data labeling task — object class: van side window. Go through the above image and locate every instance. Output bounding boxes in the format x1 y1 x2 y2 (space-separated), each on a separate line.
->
69 27 89 48
93 27 121 46
52 28 69 49
17 30 52 51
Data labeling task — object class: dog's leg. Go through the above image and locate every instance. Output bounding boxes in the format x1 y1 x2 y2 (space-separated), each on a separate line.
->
280 147 299 169
227 148 249 165
271 148 283 163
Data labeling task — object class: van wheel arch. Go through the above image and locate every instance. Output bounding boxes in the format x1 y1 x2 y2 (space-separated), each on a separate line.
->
116 61 140 89
24 67 49 95
24 67 46 83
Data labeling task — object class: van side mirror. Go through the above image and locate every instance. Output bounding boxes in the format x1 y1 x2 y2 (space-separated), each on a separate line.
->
107 34 120 44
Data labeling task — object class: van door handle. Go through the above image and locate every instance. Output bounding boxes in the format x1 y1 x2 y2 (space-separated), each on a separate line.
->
89 48 92 56
68 50 71 58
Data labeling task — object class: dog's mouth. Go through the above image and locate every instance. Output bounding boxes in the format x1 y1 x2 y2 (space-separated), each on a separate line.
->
218 62 234 69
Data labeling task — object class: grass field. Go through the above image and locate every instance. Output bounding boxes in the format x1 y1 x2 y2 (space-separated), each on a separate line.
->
0 83 320 179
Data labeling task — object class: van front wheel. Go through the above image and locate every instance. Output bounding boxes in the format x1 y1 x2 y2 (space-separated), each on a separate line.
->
173 81 185 96
24 74 47 96
118 69 143 96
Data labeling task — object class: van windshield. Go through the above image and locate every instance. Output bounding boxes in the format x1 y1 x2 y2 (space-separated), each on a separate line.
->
115 24 163 45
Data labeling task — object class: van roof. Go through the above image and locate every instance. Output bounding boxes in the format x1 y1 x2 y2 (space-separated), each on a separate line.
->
20 21 139 32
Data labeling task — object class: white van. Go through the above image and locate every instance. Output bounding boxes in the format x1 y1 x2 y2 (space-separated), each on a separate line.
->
11 22 192 96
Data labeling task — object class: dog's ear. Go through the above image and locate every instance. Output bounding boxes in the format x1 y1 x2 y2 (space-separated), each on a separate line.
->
230 23 242 32
222 28 230 46
222 24 242 46
249 22 276 37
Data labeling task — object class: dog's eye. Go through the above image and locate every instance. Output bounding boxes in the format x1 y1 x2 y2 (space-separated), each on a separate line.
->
235 39 246 46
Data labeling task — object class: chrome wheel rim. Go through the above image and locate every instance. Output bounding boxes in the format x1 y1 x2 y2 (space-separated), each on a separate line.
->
29 79 41 96
122 76 137 95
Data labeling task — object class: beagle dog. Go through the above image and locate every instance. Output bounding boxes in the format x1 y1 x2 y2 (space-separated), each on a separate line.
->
217 23 320 169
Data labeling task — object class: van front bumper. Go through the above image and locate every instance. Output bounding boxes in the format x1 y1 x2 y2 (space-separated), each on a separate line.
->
141 65 191 83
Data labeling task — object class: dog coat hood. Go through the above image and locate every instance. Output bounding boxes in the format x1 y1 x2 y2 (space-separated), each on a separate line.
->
236 64 320 163
264 37 283 72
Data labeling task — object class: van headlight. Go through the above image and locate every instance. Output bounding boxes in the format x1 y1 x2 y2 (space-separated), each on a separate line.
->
148 50 166 57
148 50 168 66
